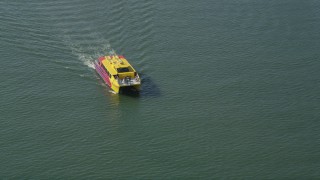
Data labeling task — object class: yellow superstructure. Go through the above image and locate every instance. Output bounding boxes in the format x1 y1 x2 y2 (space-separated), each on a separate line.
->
96 55 141 93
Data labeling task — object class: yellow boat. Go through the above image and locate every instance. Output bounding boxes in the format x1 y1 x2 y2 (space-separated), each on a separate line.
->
94 55 141 93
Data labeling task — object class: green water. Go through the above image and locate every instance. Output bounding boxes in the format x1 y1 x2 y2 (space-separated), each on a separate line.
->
1 0 320 178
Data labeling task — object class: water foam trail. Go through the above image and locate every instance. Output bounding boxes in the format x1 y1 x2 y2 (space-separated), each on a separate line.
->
62 35 120 70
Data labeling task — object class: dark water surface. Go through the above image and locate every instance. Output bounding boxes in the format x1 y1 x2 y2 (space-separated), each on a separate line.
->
1 0 320 178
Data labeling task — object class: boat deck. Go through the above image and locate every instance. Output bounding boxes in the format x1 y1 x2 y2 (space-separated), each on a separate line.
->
117 77 140 86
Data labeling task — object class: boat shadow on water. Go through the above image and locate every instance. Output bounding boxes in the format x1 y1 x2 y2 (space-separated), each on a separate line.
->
119 73 161 98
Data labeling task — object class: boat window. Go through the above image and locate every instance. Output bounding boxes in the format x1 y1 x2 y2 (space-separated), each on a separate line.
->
102 66 108 73
102 66 111 78
117 67 130 73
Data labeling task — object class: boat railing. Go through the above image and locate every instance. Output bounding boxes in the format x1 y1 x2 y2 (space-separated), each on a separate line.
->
117 76 140 86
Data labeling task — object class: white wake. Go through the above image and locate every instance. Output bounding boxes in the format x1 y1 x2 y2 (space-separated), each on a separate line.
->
62 34 117 70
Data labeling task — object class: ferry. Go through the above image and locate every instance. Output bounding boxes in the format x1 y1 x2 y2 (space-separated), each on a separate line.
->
94 55 141 93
